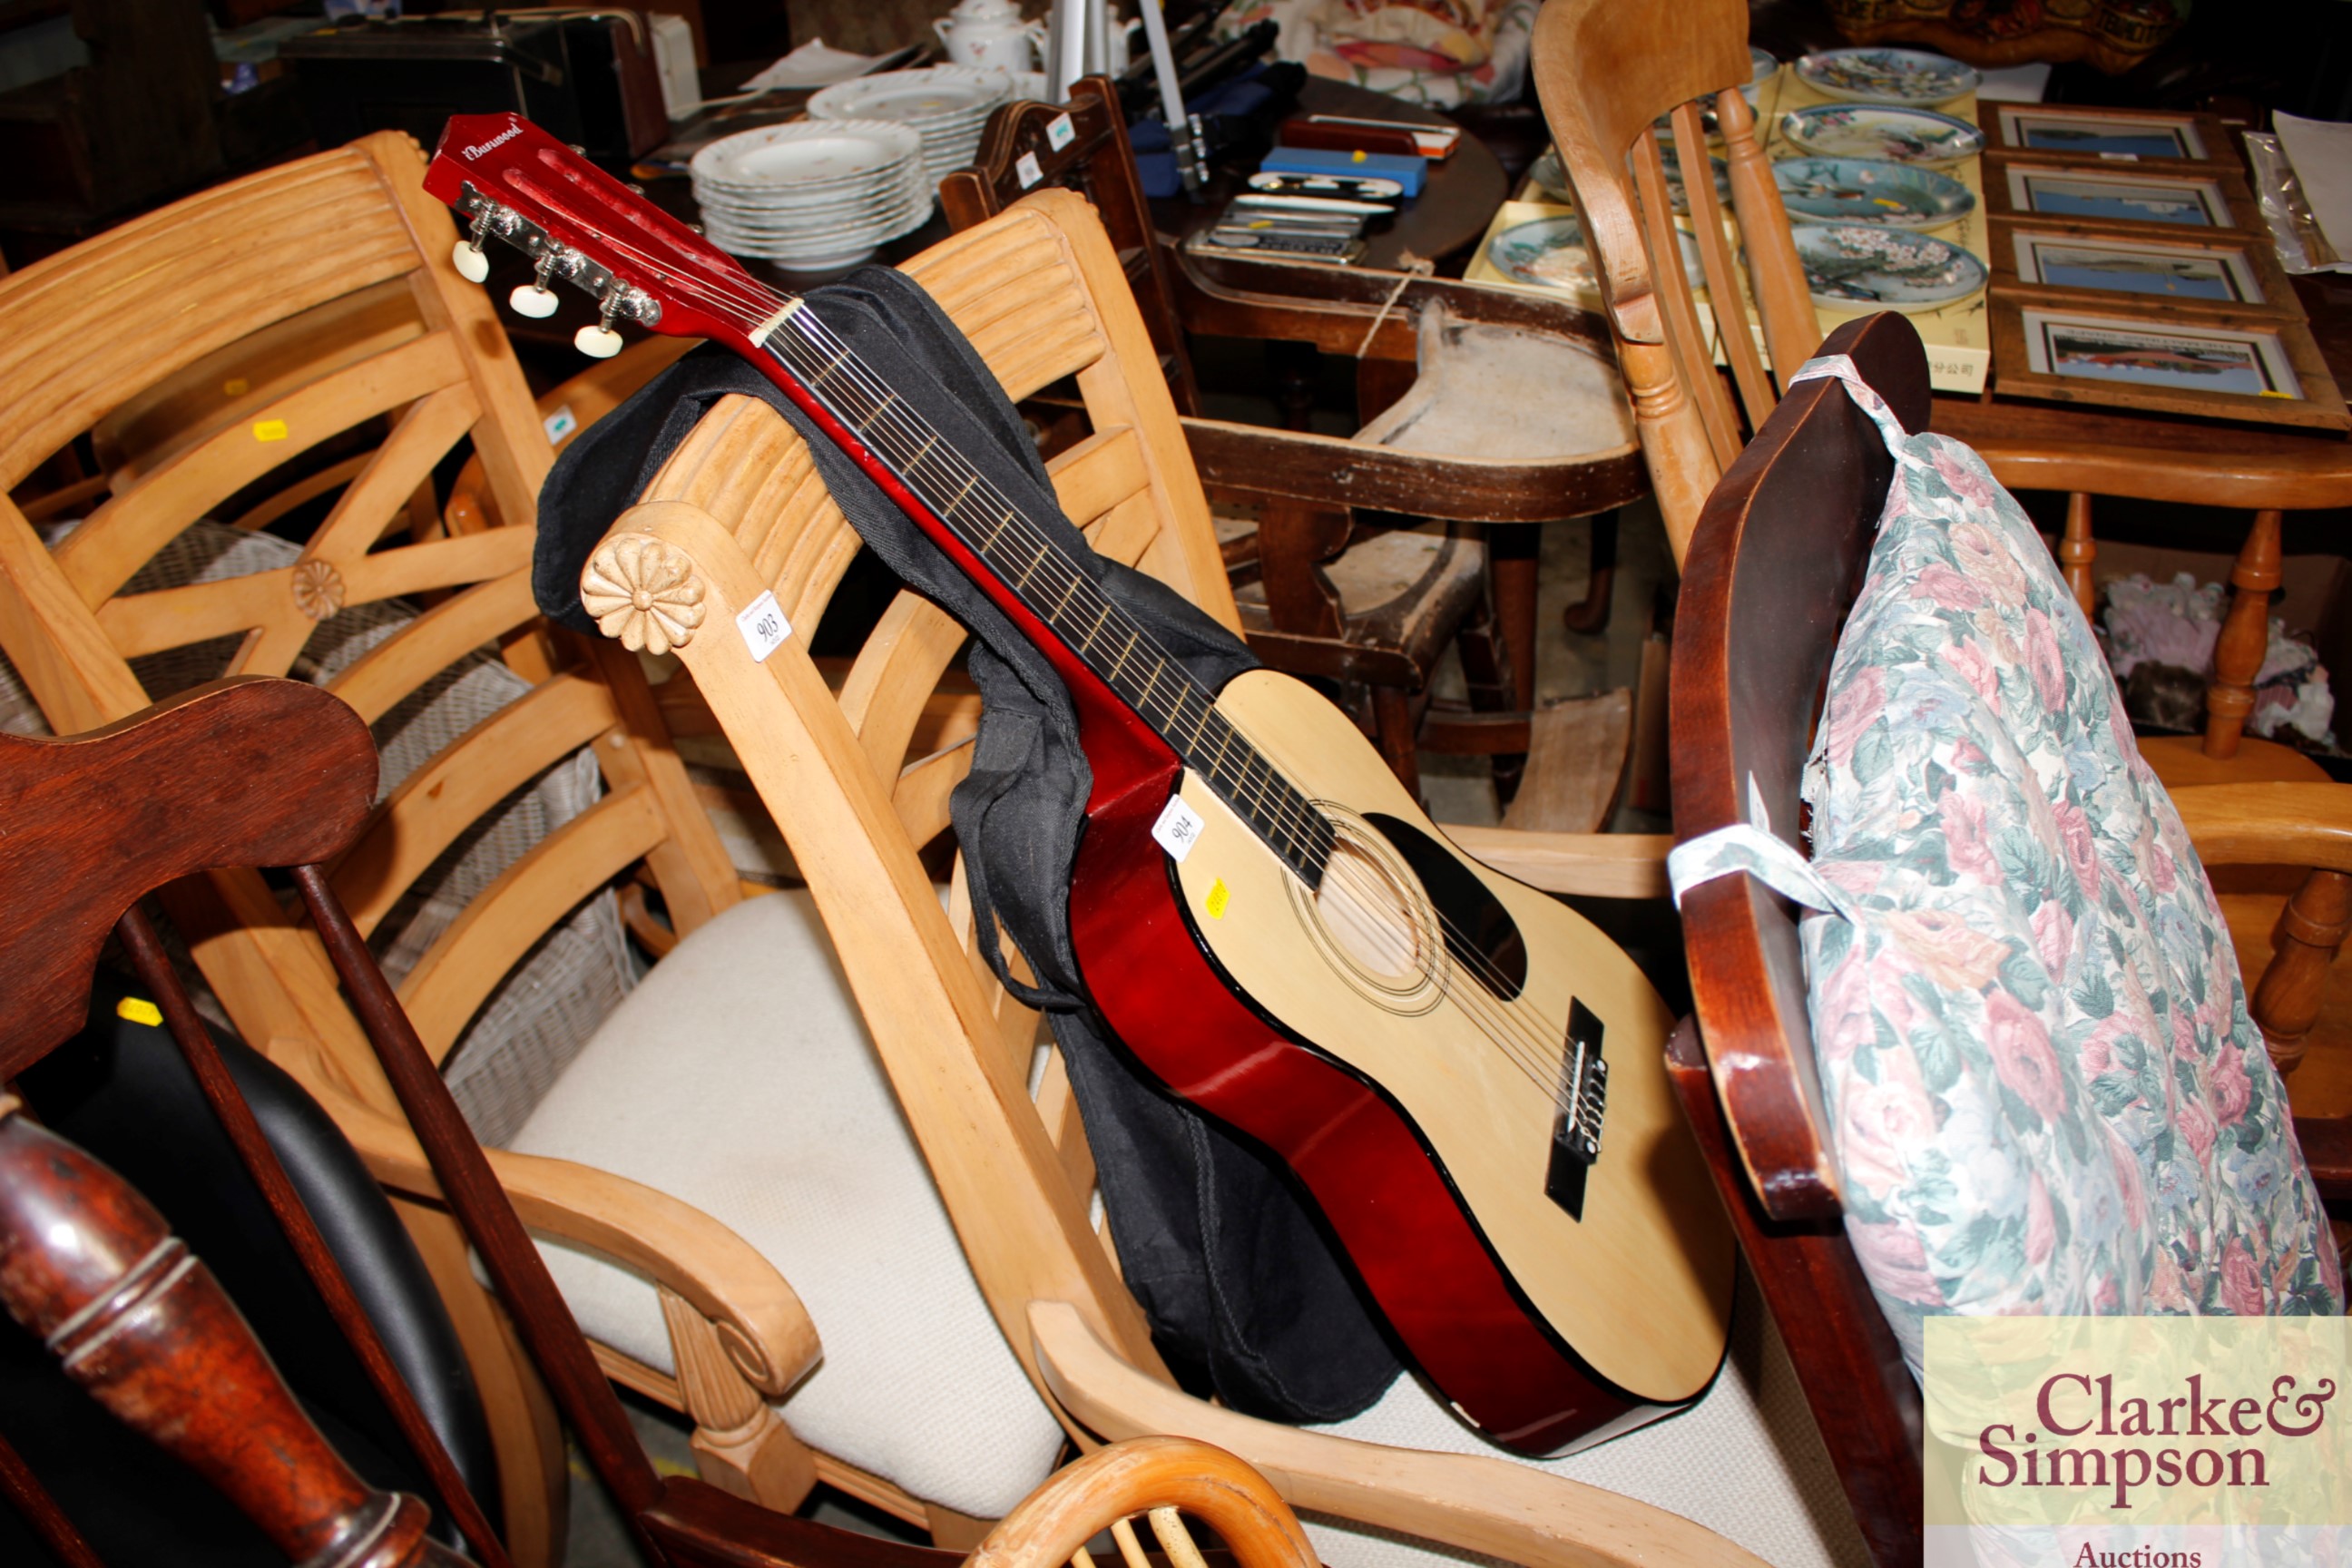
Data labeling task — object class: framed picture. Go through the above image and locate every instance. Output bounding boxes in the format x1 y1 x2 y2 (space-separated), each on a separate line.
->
1982 104 2233 168
1989 301 2348 430
1984 161 2262 238
1987 220 2300 318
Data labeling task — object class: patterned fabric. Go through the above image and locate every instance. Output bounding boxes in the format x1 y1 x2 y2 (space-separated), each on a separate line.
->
1215 0 1539 107
1789 360 2344 1378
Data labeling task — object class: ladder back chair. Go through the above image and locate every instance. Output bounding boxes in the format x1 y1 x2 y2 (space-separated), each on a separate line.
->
0 675 1328 1568
943 79 1652 815
1529 0 1822 565
0 131 817 1562
563 188 1868 1568
1670 310 2352 1568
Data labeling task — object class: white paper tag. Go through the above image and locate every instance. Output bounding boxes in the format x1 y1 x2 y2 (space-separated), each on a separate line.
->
735 591 790 662
1151 796 1205 862
544 404 577 444
1016 151 1044 189
1046 113 1075 152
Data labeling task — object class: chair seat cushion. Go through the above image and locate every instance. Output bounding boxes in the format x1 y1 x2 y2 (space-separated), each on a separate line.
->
1305 1272 1867 1568
505 889 1069 1519
1798 422 2345 1377
1351 305 1634 464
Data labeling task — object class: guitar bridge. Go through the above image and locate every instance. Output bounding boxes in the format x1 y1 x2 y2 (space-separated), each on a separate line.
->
1544 1000 1606 1221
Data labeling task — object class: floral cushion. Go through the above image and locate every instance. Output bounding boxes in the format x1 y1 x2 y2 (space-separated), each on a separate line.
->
1793 370 2344 1377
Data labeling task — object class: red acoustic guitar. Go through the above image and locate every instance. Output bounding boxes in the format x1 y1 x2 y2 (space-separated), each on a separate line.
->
423 113 1733 1455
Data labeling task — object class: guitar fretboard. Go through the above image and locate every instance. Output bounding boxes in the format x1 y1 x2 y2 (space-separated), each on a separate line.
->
766 310 1335 887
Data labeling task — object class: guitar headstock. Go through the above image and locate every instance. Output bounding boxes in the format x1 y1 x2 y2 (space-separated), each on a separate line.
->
422 113 782 358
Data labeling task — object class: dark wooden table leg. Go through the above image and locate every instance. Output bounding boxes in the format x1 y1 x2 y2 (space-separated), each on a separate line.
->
1560 511 1617 637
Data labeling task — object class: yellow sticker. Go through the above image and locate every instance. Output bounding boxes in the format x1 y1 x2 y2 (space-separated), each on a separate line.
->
222 377 249 397
1351 150 1367 162
1204 878 1230 920
116 996 162 1027
253 418 289 442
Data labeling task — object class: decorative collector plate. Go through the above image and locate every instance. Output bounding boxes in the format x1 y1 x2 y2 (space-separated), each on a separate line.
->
1488 214 1704 297
1793 47 1978 106
1779 103 1984 165
1774 155 1975 229
1794 224 1987 312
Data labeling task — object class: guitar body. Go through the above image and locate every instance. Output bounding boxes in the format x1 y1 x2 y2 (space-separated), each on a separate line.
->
1068 669 1735 1453
420 113 1736 1452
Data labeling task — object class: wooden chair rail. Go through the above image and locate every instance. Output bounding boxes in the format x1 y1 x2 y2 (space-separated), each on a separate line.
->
1181 417 1646 522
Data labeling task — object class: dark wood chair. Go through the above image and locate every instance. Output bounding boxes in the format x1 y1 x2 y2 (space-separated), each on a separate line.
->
0 675 1337 1568
941 79 1651 813
1668 309 2352 1568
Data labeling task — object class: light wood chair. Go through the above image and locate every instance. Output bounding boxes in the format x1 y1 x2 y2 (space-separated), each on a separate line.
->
1529 0 1822 566
0 132 808 1565
1671 310 2352 1568
564 188 1866 1568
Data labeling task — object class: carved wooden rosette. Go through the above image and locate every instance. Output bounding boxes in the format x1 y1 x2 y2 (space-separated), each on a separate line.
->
0 1101 468 1567
583 534 706 655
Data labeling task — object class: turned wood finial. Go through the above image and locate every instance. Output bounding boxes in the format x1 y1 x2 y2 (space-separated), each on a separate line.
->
0 1105 468 1567
583 534 707 654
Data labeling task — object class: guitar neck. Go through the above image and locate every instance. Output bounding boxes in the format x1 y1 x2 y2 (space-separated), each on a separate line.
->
755 303 1334 887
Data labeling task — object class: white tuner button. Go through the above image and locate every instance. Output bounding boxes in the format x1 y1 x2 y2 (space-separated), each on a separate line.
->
509 285 560 318
451 240 490 283
574 324 623 358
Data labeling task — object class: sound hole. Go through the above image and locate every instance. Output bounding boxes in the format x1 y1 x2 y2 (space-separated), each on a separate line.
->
1316 835 1431 987
1286 809 1446 1015
1365 813 1527 1001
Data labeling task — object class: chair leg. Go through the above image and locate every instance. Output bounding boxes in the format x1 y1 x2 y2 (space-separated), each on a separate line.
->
1487 522 1542 710
660 1288 818 1512
2206 509 2282 760
1560 511 1618 637
1371 686 1423 800
2253 868 2352 1078
2058 493 2096 624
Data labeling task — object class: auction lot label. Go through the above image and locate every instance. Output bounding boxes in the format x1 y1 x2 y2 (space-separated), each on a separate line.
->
1926 1318 2349 1566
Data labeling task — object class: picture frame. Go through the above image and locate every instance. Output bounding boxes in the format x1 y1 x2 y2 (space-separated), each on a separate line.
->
1988 299 2348 430
1983 160 2264 239
1981 103 2235 169
1985 218 2302 318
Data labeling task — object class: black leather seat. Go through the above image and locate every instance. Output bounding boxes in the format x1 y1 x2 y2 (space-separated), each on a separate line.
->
1 967 496 1567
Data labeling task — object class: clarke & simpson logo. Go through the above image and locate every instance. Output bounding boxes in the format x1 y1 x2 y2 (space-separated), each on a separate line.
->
1924 1318 2350 1568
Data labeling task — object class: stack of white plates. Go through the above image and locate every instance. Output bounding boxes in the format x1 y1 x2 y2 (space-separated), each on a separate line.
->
690 120 930 270
808 65 1015 186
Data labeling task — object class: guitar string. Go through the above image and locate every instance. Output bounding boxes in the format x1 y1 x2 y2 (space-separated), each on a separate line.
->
620 262 1589 1117
756 307 1599 1109
564 241 1595 1119
767 310 1603 1128
739 279 1590 1115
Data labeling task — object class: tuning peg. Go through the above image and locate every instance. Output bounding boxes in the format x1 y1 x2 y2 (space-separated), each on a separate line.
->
575 287 626 358
451 240 490 283
510 251 560 318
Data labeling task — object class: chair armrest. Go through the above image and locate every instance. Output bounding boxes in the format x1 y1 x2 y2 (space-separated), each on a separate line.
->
318 1080 819 1398
1027 1302 1770 1568
2170 782 2352 872
1178 417 1645 524
1446 828 1670 898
